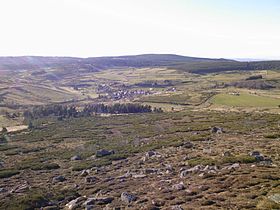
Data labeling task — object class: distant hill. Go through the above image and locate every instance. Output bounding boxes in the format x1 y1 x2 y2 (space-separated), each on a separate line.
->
0 54 280 74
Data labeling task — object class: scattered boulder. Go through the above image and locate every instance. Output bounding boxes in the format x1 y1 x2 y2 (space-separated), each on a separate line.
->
180 165 218 178
172 182 185 191
202 165 218 172
53 175 66 183
180 165 203 177
268 194 280 204
259 158 273 166
171 205 184 210
146 151 157 158
142 168 158 174
10 184 31 193
132 174 147 179
0 188 7 193
84 205 94 210
222 163 240 170
182 141 193 149
71 155 82 161
96 149 114 157
83 197 114 206
85 176 98 183
164 164 174 174
249 151 264 161
121 192 137 203
152 199 165 207
211 126 224 134
66 197 86 209
83 198 95 206
222 151 231 157
80 170 90 177
95 197 114 205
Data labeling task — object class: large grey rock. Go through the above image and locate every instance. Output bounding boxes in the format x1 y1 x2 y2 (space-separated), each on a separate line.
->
249 151 264 161
96 149 114 157
172 182 185 191
142 168 158 174
121 192 137 203
182 141 193 149
65 197 86 209
95 197 114 205
146 151 157 158
71 155 82 161
171 205 184 210
80 170 90 177
53 175 66 183
0 188 7 193
85 176 98 183
222 151 231 157
211 126 224 134
180 165 203 177
222 163 240 170
268 194 280 204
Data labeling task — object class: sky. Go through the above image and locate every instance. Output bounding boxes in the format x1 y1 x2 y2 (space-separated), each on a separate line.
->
0 0 279 59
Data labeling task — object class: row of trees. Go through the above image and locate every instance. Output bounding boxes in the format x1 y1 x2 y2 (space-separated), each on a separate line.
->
23 103 163 120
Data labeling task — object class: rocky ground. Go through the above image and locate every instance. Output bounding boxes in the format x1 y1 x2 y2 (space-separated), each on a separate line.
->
0 111 279 209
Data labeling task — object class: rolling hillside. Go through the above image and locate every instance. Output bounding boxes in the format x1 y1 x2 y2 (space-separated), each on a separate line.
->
1 54 280 74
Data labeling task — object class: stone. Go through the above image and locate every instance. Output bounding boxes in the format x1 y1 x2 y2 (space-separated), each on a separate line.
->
268 193 280 204
0 188 7 193
249 151 264 161
259 158 273 166
10 184 31 193
223 151 231 157
96 149 114 157
53 175 66 183
223 163 240 170
211 126 224 134
95 197 114 205
132 174 147 179
143 168 158 174
84 205 94 210
182 141 193 149
83 198 95 206
83 197 114 206
249 151 261 156
71 155 82 161
65 197 86 209
171 205 184 210
202 165 218 172
85 176 98 183
146 151 157 158
80 170 90 177
121 192 137 203
172 182 185 191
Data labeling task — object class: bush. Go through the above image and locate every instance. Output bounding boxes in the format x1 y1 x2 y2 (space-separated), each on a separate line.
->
221 155 256 164
0 169 20 178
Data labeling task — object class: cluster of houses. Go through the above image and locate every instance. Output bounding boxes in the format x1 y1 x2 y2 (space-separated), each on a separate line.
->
102 89 152 100
229 92 240 96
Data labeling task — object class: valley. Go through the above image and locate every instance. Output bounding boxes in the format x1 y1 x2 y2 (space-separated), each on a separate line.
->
0 55 280 209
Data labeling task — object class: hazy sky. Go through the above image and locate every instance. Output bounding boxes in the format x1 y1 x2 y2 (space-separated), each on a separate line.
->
0 0 279 59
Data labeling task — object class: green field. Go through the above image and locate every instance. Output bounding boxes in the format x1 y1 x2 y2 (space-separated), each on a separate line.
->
211 93 280 107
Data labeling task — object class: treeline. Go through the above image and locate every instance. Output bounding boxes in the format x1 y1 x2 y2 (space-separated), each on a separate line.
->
23 103 163 120
171 61 280 74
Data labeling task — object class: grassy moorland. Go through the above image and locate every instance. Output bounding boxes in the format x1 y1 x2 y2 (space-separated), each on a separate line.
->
0 110 280 209
211 93 280 107
0 56 280 209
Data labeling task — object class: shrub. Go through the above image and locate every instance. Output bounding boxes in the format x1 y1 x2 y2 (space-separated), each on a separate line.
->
0 169 20 178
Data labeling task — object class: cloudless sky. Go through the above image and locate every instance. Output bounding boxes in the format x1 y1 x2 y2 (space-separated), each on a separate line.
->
0 0 279 59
